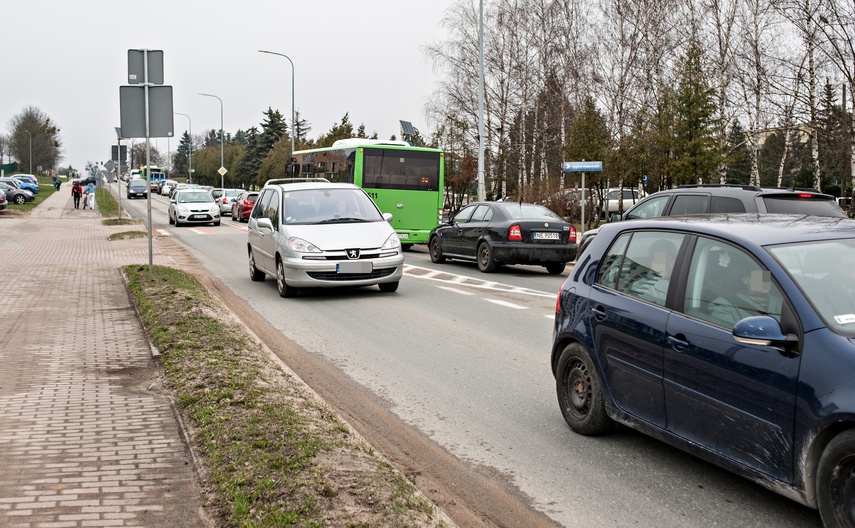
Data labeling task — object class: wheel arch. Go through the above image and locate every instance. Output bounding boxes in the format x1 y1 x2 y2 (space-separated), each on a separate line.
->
801 421 855 509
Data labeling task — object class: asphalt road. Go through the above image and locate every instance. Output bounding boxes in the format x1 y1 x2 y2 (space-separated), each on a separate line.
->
113 182 823 527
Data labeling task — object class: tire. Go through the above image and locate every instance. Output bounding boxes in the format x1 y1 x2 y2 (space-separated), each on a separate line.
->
276 258 298 298
817 430 855 528
14 194 25 205
477 242 498 272
248 249 265 282
555 342 613 435
231 210 238 221
379 281 399 293
546 262 566 275
168 213 174 225
213 220 221 226
429 236 446 263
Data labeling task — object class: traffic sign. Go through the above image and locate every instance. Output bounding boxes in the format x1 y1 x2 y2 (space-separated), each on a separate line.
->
563 161 602 172
218 166 228 176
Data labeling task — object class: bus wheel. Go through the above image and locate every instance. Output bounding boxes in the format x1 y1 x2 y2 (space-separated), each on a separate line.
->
429 236 446 263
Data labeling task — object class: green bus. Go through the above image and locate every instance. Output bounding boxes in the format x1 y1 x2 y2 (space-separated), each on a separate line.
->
289 139 444 248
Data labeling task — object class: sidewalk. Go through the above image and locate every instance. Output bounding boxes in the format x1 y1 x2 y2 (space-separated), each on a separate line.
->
0 189 211 527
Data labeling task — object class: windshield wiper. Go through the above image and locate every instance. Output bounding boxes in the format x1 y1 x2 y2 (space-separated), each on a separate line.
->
319 217 367 223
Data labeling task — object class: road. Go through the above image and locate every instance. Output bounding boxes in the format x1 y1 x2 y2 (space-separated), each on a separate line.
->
112 182 823 527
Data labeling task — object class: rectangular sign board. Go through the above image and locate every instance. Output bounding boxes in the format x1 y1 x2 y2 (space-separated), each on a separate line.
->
128 49 164 85
563 161 603 172
111 145 127 164
119 85 174 138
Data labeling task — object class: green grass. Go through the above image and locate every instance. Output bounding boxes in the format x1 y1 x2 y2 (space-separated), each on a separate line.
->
123 265 447 528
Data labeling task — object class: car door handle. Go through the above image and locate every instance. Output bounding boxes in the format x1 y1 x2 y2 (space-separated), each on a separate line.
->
591 306 607 321
668 335 689 351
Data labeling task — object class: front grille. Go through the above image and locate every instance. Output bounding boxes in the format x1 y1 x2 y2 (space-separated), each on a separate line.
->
307 267 397 282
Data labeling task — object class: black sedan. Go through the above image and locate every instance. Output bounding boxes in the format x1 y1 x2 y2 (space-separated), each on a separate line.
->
428 202 577 274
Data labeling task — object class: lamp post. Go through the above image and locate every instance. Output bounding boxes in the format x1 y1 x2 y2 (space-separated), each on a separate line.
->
174 112 192 183
199 93 224 189
258 50 296 156
24 130 32 175
114 127 123 220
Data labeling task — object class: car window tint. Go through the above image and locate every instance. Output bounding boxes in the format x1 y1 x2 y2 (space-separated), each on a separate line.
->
596 233 631 289
671 195 710 215
710 196 747 213
453 205 476 224
613 232 684 306
625 195 669 220
762 196 847 217
266 191 280 228
499 203 563 220
683 237 783 328
253 190 273 220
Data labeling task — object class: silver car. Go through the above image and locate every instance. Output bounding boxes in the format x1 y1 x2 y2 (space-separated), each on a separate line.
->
247 179 404 297
168 189 221 227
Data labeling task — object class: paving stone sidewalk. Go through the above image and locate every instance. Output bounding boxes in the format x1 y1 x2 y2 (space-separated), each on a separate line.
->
0 189 211 528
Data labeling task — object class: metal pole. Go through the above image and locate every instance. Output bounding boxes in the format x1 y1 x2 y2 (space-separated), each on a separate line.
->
258 50 296 155
174 113 192 183
117 136 122 220
476 0 486 202
144 49 153 270
199 93 224 189
25 130 32 174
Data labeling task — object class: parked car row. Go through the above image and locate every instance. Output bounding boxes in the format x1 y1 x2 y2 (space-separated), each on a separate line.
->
0 177 35 204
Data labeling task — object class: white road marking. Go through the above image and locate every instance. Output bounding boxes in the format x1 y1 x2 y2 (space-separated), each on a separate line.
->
437 286 476 296
403 264 553 298
485 299 527 310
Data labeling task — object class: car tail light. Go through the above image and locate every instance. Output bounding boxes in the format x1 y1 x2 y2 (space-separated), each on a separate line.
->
555 285 562 312
509 224 522 241
798 193 814 199
568 225 576 243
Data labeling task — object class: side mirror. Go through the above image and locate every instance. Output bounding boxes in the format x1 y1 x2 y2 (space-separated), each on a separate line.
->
732 316 798 349
610 213 622 223
382 212 393 222
256 217 274 231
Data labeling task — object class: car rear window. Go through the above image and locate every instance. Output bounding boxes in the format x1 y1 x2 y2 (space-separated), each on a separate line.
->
762 196 847 217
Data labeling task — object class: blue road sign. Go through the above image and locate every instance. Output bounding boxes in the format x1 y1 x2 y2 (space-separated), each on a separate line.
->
563 161 602 172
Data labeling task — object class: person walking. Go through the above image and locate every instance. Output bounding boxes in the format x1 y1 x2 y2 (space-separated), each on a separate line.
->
71 181 82 209
82 182 95 210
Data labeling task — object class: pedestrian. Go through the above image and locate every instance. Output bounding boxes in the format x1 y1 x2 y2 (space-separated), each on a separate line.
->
53 178 61 191
71 180 82 209
83 182 95 210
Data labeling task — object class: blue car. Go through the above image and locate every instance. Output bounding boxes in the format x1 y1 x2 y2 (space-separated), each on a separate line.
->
12 174 38 194
552 214 855 527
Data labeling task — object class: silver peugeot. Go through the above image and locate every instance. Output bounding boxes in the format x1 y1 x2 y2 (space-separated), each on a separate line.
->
247 179 404 297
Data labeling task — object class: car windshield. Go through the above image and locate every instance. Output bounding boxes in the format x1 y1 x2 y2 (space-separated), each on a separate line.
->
130 181 146 187
281 188 382 224
768 238 855 336
497 203 564 221
179 191 214 204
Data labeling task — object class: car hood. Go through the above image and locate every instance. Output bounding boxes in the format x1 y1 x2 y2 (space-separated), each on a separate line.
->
285 221 395 250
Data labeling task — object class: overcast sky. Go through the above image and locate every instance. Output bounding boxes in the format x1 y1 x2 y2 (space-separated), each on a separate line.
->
3 0 457 172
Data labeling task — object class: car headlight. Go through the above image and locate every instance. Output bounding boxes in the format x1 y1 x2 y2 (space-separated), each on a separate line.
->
381 233 401 250
288 237 321 253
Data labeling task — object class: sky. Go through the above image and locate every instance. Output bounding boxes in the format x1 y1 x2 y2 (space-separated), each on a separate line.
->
3 0 457 172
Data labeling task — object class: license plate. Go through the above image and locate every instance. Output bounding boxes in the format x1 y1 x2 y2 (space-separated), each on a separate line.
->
398 233 409 239
190 214 207 220
534 232 560 240
337 261 372 274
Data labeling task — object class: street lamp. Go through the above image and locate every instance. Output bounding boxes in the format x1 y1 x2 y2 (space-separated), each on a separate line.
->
174 112 192 183
258 50 296 156
24 130 32 175
199 93 224 189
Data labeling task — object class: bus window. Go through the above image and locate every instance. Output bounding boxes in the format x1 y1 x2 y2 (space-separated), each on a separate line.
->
362 149 440 191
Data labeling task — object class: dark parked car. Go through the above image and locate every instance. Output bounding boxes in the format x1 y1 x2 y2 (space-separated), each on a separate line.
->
578 184 847 254
126 179 148 199
0 189 7 210
230 191 258 222
0 181 35 204
428 202 577 274
552 213 855 527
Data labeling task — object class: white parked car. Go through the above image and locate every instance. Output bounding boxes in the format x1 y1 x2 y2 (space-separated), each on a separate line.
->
247 179 404 297
601 187 645 217
160 180 177 196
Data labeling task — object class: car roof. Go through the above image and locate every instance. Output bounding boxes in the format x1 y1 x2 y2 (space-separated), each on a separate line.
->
262 179 357 192
597 213 855 247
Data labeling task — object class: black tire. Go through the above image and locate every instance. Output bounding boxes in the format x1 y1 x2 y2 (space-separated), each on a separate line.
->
379 281 399 293
401 244 413 252
213 220 221 226
429 236 446 263
556 342 613 435
168 213 174 225
231 210 238 221
276 258 298 298
546 262 566 275
817 430 855 528
14 194 26 205
477 242 498 272
248 250 265 282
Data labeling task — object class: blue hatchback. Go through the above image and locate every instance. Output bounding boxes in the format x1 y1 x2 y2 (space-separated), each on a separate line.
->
552 214 855 526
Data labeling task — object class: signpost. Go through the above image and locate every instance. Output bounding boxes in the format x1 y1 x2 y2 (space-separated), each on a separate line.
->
562 161 603 236
119 49 174 269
